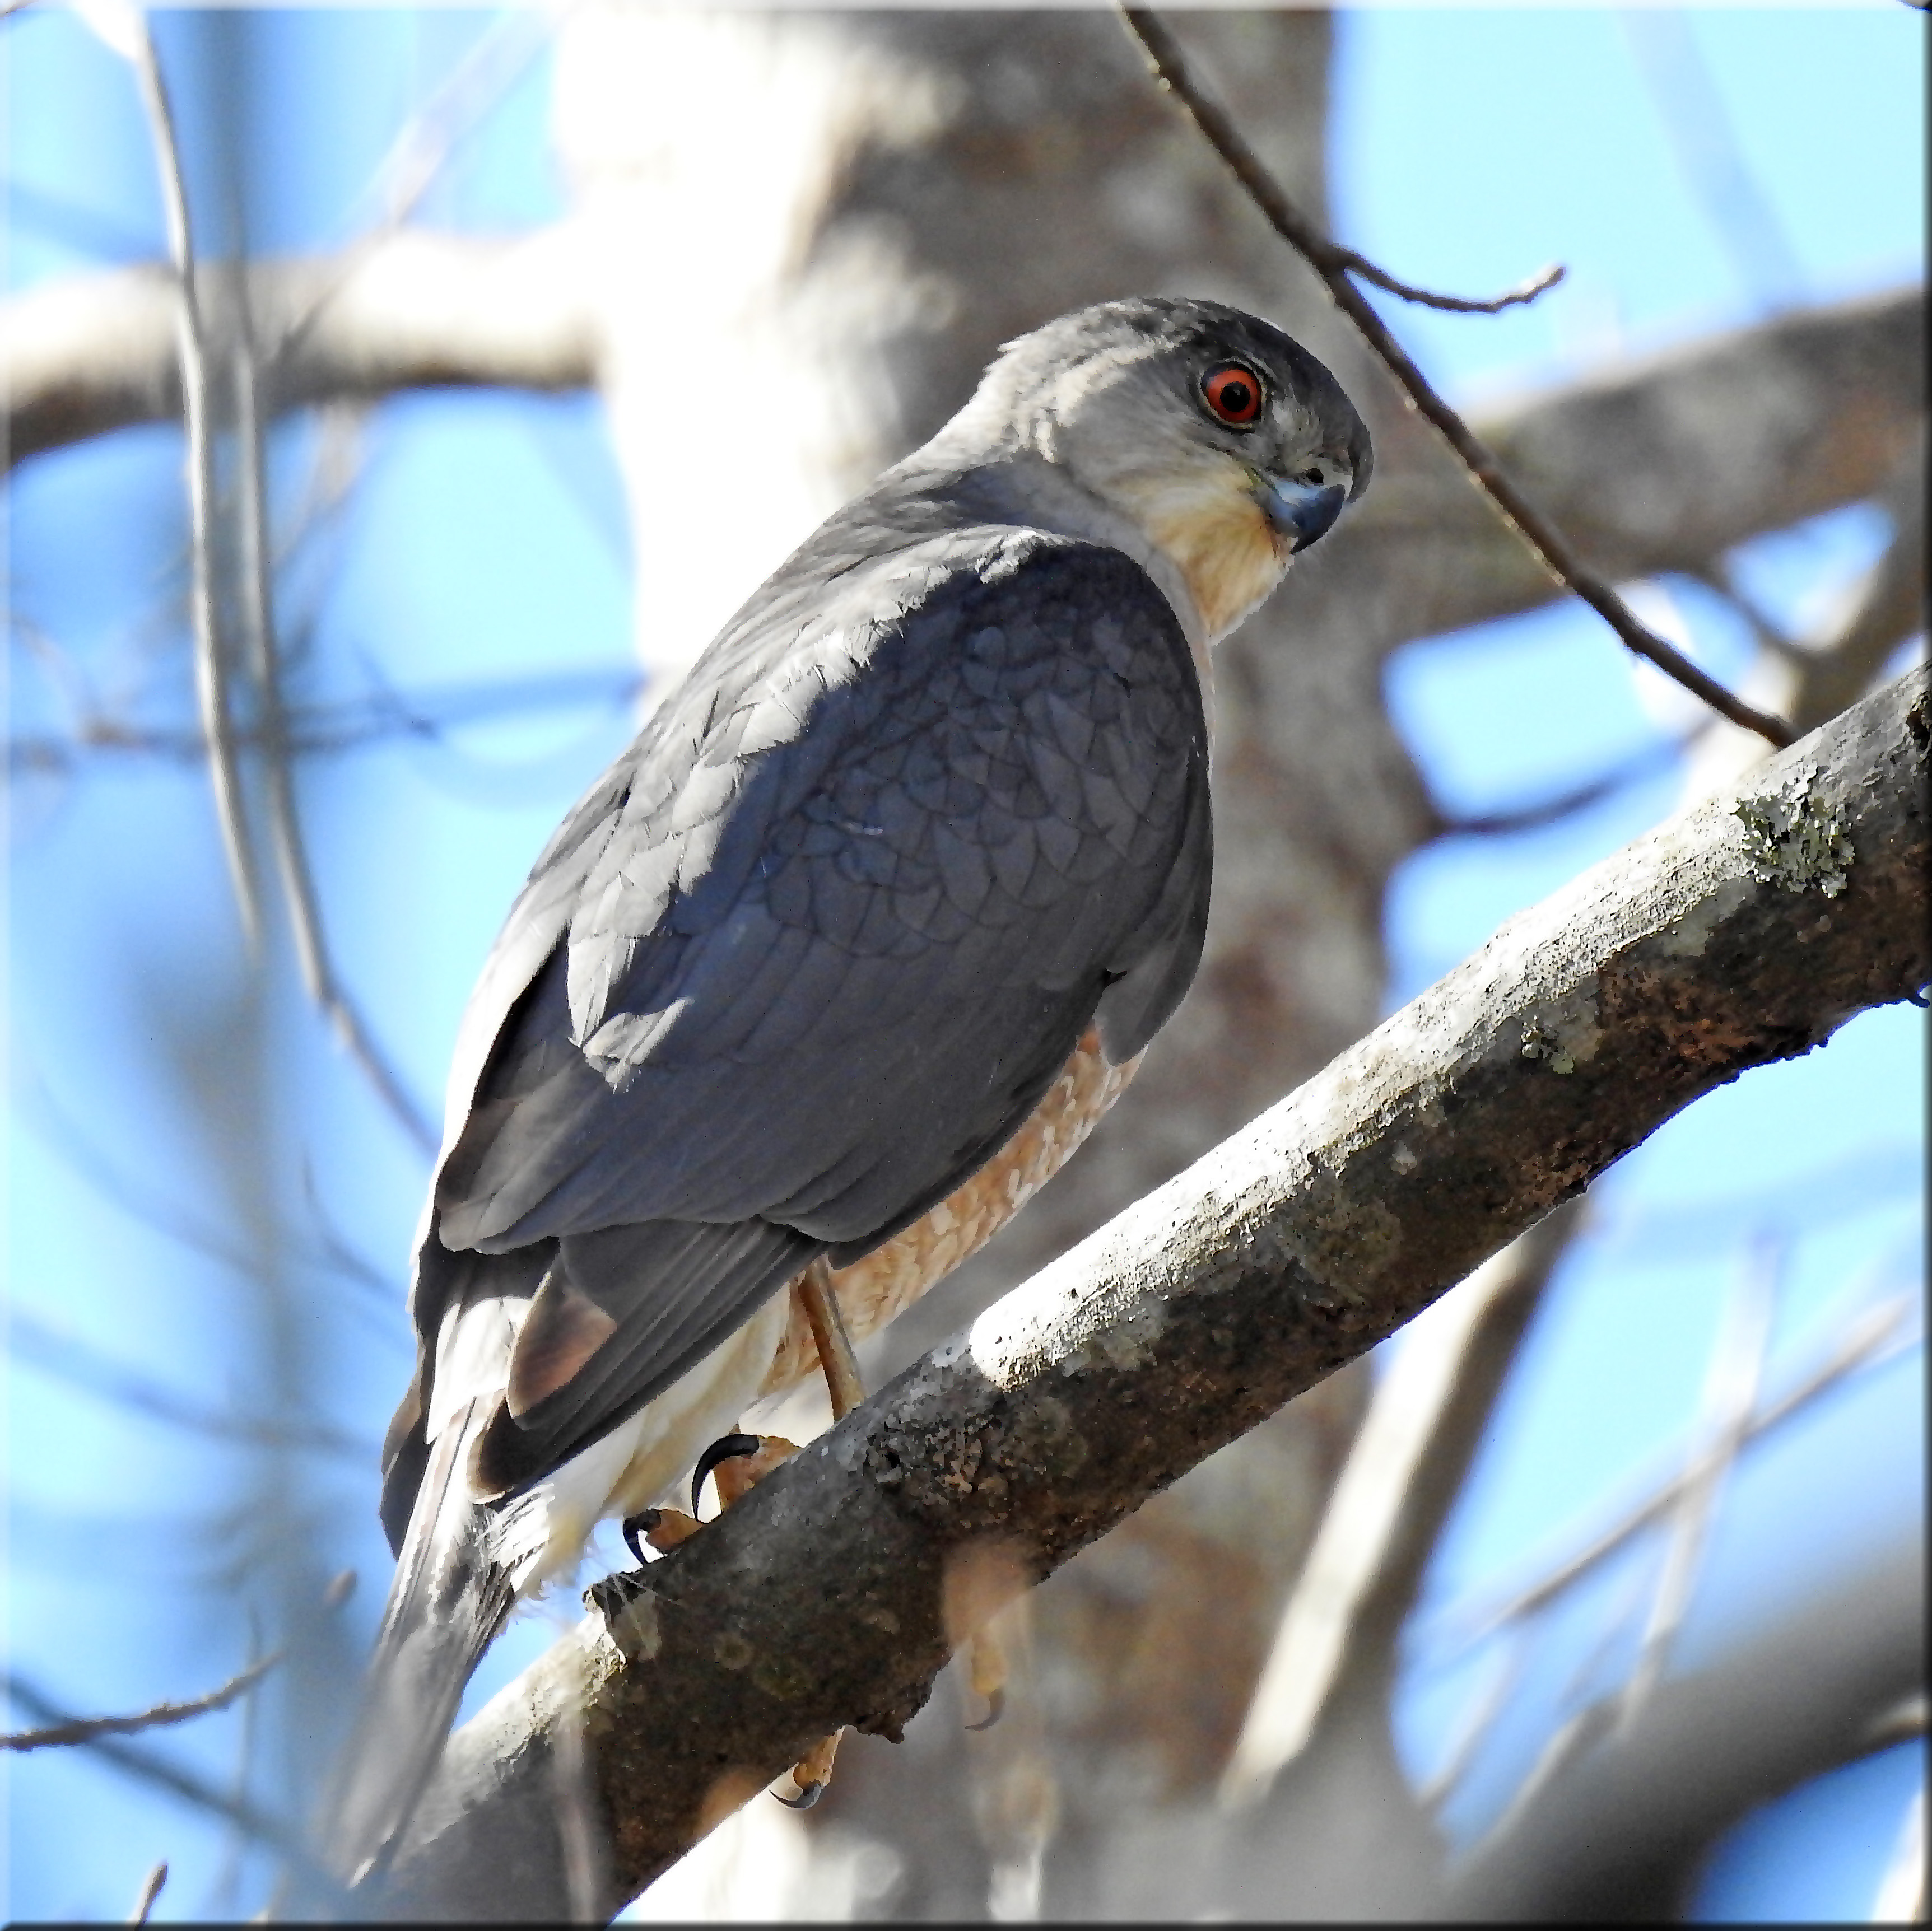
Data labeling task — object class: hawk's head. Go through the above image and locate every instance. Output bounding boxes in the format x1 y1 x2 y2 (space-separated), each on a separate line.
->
955 297 1372 642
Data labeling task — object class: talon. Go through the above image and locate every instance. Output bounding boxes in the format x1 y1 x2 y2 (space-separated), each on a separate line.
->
966 1685 1004 1732
691 1433 763 1518
965 1625 1008 1732
640 1507 701 1554
713 1434 803 1509
622 1509 661 1567
777 1728 841 1808
584 1569 650 1619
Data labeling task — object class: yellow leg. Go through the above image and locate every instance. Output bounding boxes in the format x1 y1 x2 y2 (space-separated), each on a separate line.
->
621 1265 863 1808
967 1623 1008 1731
764 1262 869 1806
794 1259 865 1421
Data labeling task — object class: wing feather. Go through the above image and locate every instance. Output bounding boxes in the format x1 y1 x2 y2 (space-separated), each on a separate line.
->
402 523 1211 1510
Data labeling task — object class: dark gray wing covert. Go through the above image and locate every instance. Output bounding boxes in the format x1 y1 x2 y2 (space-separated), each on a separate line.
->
415 529 1211 1503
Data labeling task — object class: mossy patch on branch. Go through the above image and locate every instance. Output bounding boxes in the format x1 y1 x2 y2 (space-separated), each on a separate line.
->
1734 764 1854 898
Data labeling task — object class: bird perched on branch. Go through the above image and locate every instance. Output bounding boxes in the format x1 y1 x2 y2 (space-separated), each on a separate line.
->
324 295 1369 1883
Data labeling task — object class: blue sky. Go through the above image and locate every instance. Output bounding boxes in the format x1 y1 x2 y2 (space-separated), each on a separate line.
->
4 7 1924 1920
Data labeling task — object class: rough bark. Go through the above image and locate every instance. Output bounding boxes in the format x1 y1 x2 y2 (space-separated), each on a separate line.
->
370 668 1927 1920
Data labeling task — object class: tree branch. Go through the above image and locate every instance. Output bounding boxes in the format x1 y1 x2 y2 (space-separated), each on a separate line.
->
370 670 1926 1919
4 1654 280 1751
3 227 597 468
1337 252 1565 317
128 1861 168 1924
230 308 438 1153
1118 4 1793 748
1446 1543 1923 1919
1431 1286 1919 1654
4 1672 334 1892
127 18 260 944
6 249 1917 704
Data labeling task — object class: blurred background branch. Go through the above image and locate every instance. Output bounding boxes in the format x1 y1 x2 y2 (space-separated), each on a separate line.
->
4 1654 281 1753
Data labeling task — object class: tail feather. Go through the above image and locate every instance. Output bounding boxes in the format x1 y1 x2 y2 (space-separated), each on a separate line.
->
323 1397 514 1888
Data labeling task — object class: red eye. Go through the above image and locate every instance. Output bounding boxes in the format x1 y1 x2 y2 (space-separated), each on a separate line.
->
1202 362 1264 427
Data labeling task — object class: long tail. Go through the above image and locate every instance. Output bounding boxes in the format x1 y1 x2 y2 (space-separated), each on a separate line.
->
321 1396 514 1889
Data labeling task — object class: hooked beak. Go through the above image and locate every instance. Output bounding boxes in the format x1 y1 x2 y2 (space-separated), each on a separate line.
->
1259 474 1348 554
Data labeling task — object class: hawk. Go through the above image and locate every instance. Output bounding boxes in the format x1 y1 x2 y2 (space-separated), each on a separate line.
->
327 295 1369 1880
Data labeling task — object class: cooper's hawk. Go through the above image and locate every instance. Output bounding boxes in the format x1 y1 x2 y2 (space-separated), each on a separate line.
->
326 296 1369 1881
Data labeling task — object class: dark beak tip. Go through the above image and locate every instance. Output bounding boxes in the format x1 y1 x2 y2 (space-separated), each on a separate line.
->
1261 478 1349 554
1288 483 1348 554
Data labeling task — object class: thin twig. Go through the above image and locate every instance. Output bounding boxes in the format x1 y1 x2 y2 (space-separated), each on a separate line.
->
210 1615 270 1915
3 1673 340 1898
1621 9 1804 312
128 1862 168 1924
369 8 566 229
8 665 643 777
1618 1235 1779 1727
10 1063 401 1317
128 19 262 943
1435 1290 1919 1652
8 1309 371 1461
1340 250 1565 316
271 9 565 379
1118 7 1795 750
4 1653 282 1752
230 306 437 1153
1416 1635 1525 1812
1436 722 1710 839
1435 1556 1650 1818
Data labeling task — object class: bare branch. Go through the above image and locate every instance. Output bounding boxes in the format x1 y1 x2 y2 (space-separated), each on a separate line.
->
4 1654 281 1752
4 1672 338 1893
7 1309 373 1461
375 670 1926 1919
1118 5 1795 749
1618 1235 1777 1726
1339 252 1565 317
128 21 260 943
1622 10 1805 312
230 308 437 1153
1438 1289 1920 1651
10 1064 403 1319
128 1862 167 1925
8 663 644 778
1787 431 1927 734
3 230 597 468
1446 1545 1923 1919
1435 726 1708 839
1309 284 1925 665
360 10 562 231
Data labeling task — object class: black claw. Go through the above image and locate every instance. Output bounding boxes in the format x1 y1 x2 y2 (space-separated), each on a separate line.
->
966 1686 1005 1732
776 1779 823 1811
621 1509 662 1567
691 1433 763 1518
584 1569 650 1620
